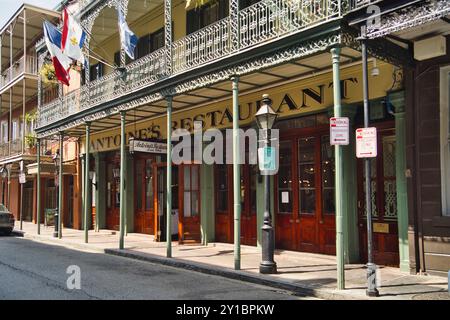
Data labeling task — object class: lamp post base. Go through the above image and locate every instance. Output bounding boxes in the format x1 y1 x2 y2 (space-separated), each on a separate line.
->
260 224 277 274
366 288 379 297
259 261 277 274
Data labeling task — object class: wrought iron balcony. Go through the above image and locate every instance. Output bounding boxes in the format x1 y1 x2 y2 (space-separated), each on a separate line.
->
0 56 38 91
37 0 378 129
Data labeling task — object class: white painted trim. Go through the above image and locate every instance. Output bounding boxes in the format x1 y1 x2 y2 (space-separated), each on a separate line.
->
440 65 450 216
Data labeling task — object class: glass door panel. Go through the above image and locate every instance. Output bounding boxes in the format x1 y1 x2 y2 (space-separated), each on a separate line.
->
298 137 316 215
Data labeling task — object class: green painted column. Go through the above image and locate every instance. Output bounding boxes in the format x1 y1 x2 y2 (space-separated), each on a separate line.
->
166 96 173 258
391 91 409 272
200 163 215 245
94 153 106 230
37 138 41 235
58 132 63 239
331 47 345 290
84 122 91 243
332 105 360 263
232 76 241 270
119 111 126 249
126 152 134 234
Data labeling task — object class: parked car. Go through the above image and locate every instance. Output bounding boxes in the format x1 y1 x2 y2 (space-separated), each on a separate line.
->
0 204 14 235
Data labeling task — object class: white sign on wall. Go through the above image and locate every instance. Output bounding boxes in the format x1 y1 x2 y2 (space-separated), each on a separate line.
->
129 139 167 154
330 117 349 145
356 127 378 158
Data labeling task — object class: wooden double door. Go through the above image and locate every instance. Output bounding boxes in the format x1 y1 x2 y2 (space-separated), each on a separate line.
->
105 153 121 231
357 125 399 266
215 164 257 246
275 130 336 254
134 155 156 234
154 163 201 243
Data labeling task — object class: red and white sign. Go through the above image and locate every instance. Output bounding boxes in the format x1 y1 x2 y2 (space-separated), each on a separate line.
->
356 127 378 158
330 117 349 145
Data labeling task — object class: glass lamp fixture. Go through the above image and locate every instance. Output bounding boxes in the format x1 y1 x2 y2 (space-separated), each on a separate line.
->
255 94 278 130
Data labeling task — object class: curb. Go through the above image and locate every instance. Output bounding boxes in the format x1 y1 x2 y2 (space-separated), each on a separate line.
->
19 232 105 253
104 248 364 300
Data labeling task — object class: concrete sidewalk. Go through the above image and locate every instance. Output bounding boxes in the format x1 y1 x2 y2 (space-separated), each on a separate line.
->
11 221 449 300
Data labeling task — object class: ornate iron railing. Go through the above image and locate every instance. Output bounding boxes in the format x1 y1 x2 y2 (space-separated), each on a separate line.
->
0 55 37 91
172 17 231 74
37 0 380 129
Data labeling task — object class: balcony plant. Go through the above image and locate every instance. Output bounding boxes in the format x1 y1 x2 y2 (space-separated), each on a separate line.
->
40 62 58 85
24 111 37 152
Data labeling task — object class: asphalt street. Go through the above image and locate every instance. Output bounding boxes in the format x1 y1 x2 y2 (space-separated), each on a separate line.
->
0 236 309 300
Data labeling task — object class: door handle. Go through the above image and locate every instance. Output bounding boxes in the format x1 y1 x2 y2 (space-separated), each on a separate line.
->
289 219 294 223
319 220 324 224
295 219 300 223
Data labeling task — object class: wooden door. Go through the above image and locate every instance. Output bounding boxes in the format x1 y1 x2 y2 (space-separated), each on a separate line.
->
179 164 201 243
105 160 120 231
358 126 399 266
154 163 179 242
240 164 257 246
275 131 336 254
215 164 233 243
275 139 297 251
134 156 155 235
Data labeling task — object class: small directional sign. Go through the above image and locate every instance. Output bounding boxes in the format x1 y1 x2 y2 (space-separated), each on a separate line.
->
258 146 276 171
330 117 349 145
356 127 378 158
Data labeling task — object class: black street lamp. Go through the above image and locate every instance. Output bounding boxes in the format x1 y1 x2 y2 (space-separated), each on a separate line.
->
52 149 60 238
255 94 278 274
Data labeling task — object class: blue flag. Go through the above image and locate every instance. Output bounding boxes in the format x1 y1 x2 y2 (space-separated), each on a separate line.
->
118 10 138 60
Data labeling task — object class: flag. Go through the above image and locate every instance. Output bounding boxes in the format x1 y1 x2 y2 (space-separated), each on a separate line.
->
61 8 86 64
118 9 138 60
43 21 72 86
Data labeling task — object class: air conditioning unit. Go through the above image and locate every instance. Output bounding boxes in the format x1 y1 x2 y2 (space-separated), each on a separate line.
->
414 36 447 61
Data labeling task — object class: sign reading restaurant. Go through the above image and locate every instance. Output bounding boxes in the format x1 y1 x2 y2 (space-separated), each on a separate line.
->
85 63 398 153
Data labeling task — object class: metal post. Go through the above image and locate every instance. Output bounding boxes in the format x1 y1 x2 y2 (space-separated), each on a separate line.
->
232 76 241 270
166 96 173 258
119 112 126 249
229 0 240 52
259 96 277 274
164 0 172 75
58 132 63 239
19 181 23 230
84 122 91 243
331 47 345 290
22 78 26 154
361 26 379 297
37 138 41 234
9 25 12 156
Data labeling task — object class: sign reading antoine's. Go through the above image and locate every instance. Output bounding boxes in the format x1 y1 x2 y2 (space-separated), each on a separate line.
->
87 62 397 153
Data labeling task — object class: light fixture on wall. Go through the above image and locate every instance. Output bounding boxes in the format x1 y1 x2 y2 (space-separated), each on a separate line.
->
371 59 380 77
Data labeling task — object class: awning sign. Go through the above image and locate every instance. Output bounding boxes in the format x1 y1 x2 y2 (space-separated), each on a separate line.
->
356 127 378 158
330 117 349 145
129 139 167 154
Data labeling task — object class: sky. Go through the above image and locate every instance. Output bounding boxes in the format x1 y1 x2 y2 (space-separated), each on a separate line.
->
0 0 62 29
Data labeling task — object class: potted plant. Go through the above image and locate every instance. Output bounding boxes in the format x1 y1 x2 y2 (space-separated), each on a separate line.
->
40 62 58 85
24 112 37 153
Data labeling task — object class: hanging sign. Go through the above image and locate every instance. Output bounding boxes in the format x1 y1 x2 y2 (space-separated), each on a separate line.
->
129 139 167 154
19 172 26 184
356 127 378 158
330 117 349 145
